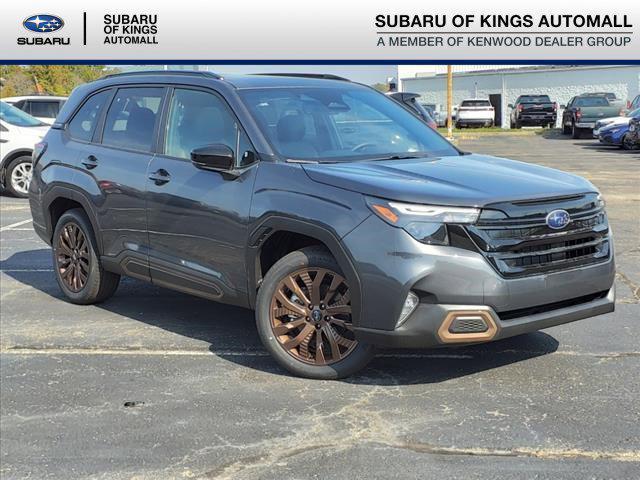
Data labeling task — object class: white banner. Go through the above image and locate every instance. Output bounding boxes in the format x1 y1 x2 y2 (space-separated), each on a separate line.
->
1 0 638 61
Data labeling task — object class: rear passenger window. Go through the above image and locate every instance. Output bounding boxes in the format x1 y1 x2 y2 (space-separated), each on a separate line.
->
102 88 164 152
68 90 111 142
28 101 59 119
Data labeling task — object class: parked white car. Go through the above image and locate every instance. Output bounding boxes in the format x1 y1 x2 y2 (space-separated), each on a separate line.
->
455 99 495 128
593 107 640 138
1 95 66 125
1 101 49 198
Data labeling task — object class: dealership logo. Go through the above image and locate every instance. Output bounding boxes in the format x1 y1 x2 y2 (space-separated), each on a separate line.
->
546 209 571 230
23 14 65 33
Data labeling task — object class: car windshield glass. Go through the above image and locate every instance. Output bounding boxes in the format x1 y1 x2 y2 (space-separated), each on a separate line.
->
460 100 491 107
0 101 46 127
574 97 609 107
519 96 550 103
627 108 640 117
238 86 458 161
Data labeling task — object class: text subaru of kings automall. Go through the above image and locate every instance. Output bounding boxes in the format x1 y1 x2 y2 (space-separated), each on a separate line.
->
29 72 615 379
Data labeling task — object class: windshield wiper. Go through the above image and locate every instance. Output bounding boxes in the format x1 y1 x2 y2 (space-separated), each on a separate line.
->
365 154 427 162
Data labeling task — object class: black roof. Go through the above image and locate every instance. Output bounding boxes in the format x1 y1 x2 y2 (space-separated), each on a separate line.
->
96 70 356 90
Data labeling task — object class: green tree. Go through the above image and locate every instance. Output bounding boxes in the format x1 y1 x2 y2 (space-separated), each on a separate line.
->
0 65 118 97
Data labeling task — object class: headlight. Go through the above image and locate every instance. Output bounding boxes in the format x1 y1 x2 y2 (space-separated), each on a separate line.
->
366 197 480 245
596 194 606 209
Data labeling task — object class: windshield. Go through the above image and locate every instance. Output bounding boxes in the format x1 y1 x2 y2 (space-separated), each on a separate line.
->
238 87 459 161
0 101 46 127
575 97 609 107
627 108 640 117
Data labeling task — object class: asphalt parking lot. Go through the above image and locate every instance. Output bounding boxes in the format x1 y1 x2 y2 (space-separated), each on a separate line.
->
1 132 639 479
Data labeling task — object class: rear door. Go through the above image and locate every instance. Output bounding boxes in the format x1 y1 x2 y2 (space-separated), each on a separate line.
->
145 86 258 305
76 86 166 280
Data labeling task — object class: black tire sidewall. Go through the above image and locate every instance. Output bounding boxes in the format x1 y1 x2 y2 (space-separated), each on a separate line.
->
52 209 104 304
5 156 32 198
255 247 375 379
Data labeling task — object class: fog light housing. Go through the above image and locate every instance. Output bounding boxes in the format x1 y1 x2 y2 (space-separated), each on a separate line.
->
396 291 419 328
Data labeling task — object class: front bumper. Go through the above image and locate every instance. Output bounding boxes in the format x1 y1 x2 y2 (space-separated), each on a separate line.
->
354 287 614 348
342 215 616 348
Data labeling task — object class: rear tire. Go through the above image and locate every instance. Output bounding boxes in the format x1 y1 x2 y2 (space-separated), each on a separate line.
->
52 209 120 304
572 122 582 139
256 246 375 379
5 156 33 198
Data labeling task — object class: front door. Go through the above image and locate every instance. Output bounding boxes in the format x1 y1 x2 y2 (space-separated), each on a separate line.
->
145 87 258 305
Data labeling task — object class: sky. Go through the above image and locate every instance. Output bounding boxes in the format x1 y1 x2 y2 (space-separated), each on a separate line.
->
119 65 398 85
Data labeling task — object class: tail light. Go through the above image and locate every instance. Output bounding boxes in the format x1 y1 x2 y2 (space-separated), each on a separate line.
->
32 141 47 165
553 102 558 112
575 108 582 120
517 104 523 112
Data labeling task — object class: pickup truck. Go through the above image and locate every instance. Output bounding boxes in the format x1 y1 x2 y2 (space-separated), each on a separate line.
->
509 95 557 128
562 94 625 139
455 99 494 128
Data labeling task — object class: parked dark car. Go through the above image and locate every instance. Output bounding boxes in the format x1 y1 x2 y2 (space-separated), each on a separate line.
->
625 116 640 149
387 92 437 129
598 111 640 150
509 95 557 128
29 71 615 379
562 94 624 139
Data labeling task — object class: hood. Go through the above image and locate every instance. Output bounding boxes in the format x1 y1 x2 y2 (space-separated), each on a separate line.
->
301 154 597 207
600 116 630 126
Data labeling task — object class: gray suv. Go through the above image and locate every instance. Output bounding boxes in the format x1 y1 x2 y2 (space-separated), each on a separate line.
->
29 71 615 378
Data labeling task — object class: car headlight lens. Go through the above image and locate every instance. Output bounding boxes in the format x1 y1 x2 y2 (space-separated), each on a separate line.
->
596 194 606 209
366 197 480 245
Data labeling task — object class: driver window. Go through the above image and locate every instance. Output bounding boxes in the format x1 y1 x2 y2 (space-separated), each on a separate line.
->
165 89 238 160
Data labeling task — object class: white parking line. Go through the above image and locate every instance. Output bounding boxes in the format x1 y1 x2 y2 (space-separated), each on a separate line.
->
0 219 32 232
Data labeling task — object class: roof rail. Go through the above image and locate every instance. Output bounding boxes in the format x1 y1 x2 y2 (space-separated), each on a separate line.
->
253 73 351 82
102 70 223 80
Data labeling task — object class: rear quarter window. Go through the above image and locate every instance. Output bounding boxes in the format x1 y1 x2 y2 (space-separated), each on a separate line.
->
68 90 112 142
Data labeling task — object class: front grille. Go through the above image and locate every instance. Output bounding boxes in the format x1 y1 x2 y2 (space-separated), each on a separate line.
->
466 193 610 277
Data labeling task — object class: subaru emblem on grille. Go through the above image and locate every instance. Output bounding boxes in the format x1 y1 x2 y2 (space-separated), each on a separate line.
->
546 209 571 229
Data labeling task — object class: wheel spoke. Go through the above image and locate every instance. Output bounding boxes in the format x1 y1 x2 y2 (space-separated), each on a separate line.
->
322 274 342 305
283 276 310 305
310 270 325 305
282 323 315 350
274 290 306 316
322 325 342 361
326 304 351 316
328 317 351 330
315 330 326 364
272 318 306 335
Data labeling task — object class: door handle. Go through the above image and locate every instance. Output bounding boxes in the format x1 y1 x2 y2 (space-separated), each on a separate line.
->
148 169 171 185
81 155 99 169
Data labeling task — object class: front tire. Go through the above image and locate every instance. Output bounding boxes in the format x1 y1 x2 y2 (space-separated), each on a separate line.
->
5 156 33 198
52 209 120 304
256 246 375 379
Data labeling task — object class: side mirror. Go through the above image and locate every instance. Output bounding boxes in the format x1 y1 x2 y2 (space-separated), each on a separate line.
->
191 144 234 171
507 104 514 109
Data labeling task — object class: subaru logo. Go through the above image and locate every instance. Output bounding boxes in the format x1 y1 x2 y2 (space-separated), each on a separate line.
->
546 209 571 230
23 14 64 33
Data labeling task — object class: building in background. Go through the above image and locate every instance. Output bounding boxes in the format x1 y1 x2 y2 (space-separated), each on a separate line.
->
398 65 640 128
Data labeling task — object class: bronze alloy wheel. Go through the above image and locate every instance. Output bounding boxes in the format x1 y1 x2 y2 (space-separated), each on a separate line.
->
270 267 357 365
56 223 90 292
